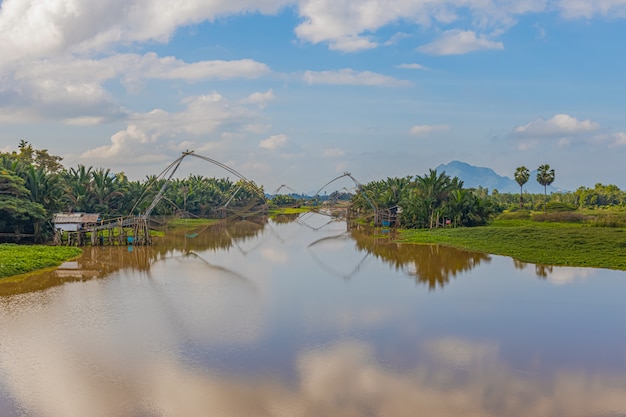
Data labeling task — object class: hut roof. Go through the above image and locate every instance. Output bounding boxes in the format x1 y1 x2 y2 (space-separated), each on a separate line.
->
53 213 101 224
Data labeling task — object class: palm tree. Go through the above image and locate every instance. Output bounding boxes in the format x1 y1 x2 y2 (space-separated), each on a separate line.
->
536 164 555 212
91 168 125 214
514 166 530 209
63 165 95 212
414 169 459 228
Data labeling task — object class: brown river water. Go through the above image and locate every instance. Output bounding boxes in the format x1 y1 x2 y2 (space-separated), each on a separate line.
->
1 211 626 417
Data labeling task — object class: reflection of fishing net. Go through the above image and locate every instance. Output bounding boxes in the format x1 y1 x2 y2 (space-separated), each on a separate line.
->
296 211 341 231
214 199 268 220
307 232 371 280
144 250 260 346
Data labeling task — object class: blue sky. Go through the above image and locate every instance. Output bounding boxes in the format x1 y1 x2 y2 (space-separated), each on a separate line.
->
1 0 625 193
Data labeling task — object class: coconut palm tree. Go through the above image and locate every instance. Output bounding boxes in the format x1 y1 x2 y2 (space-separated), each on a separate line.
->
514 166 530 209
536 164 555 212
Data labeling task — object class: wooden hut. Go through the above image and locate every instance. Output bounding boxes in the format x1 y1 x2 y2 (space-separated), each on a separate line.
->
375 205 402 227
52 213 100 245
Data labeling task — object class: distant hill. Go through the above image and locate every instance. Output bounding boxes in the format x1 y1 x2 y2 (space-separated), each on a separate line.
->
435 161 559 194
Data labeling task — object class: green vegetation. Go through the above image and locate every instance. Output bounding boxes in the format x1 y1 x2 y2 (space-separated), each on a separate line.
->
0 169 47 236
269 194 299 207
537 164 556 211
399 217 626 270
0 244 82 279
0 141 265 242
269 207 311 215
352 170 493 229
167 218 218 228
514 166 530 209
3 140 626 272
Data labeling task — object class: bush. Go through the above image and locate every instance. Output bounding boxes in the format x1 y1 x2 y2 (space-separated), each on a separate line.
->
546 202 577 212
498 211 531 220
585 214 626 228
532 211 585 223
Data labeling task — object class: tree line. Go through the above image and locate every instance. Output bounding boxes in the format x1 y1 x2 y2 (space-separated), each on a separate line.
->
507 163 626 211
2 141 625 242
0 141 262 241
351 169 493 229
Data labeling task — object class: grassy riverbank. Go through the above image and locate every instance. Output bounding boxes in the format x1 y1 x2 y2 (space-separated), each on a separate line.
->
0 244 83 279
399 218 626 270
269 207 311 215
167 218 219 228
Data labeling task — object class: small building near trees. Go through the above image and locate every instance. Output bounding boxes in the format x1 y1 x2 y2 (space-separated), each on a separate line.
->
52 213 101 232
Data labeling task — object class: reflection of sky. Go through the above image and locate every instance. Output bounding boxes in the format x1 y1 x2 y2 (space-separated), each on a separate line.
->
1 214 626 416
513 260 599 285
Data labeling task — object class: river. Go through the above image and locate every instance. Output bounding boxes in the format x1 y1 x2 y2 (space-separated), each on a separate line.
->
1 211 625 416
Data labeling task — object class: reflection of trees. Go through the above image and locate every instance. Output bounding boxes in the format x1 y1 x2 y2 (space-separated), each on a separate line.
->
0 246 160 296
155 216 267 253
534 264 553 279
269 212 301 224
0 217 268 297
513 259 554 279
351 228 490 290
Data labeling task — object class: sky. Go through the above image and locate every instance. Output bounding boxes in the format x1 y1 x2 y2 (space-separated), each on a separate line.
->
1 0 625 193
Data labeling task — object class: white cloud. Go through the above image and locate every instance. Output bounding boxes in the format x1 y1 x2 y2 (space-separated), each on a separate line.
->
259 134 288 150
294 0 547 52
510 114 626 153
1 0 622 64
0 0 291 64
612 132 626 146
417 30 504 55
109 53 270 86
80 124 166 163
329 36 379 52
409 124 450 136
240 89 275 109
80 92 265 163
396 63 427 70
295 0 387 51
513 114 600 138
557 0 626 18
0 53 271 124
303 69 410 87
384 32 411 46
63 116 107 126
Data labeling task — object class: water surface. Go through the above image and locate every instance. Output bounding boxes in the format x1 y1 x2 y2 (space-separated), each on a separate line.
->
1 212 625 416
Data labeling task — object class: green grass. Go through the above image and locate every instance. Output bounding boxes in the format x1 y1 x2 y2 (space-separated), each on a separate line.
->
269 207 311 215
0 244 83 279
167 218 218 228
399 218 626 270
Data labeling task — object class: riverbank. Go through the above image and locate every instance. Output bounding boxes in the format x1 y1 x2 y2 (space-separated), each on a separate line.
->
0 244 83 279
166 218 219 228
399 219 626 270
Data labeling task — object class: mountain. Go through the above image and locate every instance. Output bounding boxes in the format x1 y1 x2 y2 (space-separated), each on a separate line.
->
435 161 559 194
